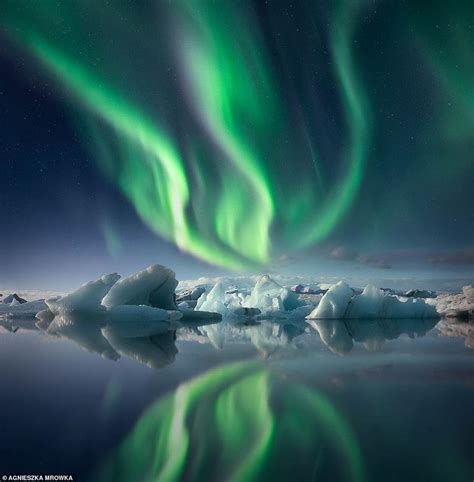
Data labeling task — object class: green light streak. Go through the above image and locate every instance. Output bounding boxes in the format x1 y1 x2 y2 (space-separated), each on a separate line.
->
178 2 276 264
1 1 372 270
92 362 365 482
24 36 251 271
298 2 370 247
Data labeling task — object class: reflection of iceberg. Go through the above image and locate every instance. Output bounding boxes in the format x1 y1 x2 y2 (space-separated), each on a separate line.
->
94 362 364 482
103 328 178 369
246 321 305 358
37 309 221 368
0 318 39 333
308 318 438 355
193 318 306 356
437 319 474 348
45 313 120 360
307 282 438 320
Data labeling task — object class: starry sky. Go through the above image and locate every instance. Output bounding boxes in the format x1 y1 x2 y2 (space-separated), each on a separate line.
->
0 0 473 290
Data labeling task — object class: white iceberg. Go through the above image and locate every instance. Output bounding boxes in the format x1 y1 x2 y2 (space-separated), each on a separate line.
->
307 282 438 319
196 282 242 317
245 275 300 312
102 264 178 310
307 281 353 319
45 273 120 315
196 275 301 318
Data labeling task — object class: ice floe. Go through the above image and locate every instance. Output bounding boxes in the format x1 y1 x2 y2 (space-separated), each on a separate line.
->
306 282 438 320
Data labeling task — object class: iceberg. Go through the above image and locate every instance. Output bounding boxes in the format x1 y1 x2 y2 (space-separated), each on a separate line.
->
106 304 182 323
245 275 300 312
0 299 48 320
196 282 241 316
427 285 473 319
102 264 178 310
307 282 438 319
176 286 206 302
307 281 353 319
45 273 120 315
104 305 182 337
196 275 301 318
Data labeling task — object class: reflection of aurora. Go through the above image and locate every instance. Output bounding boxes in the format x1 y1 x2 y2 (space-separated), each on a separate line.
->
93 362 365 482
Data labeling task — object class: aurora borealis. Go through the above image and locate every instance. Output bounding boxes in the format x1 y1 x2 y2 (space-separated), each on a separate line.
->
0 1 473 281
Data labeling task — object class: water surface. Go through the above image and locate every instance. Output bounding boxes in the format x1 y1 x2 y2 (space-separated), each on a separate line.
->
0 316 472 481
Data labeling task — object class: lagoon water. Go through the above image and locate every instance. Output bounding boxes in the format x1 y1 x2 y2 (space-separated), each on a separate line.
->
0 316 473 482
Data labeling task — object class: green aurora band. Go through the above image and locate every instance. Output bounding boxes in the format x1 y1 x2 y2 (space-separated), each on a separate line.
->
2 1 471 270
0 1 370 270
92 362 365 482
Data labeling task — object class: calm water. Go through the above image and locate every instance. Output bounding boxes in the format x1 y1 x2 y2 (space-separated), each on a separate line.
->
0 316 473 482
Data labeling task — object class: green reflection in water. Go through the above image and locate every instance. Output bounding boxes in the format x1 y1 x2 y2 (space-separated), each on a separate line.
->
93 362 364 482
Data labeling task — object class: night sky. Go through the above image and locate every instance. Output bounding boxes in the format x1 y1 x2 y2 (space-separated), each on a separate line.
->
0 1 473 290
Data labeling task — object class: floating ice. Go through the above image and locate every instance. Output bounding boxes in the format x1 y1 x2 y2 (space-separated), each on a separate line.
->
307 281 353 319
106 304 181 323
196 274 301 318
246 275 300 312
307 282 438 319
0 299 48 320
46 273 120 315
102 264 177 310
176 286 206 302
196 282 242 317
427 285 473 319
